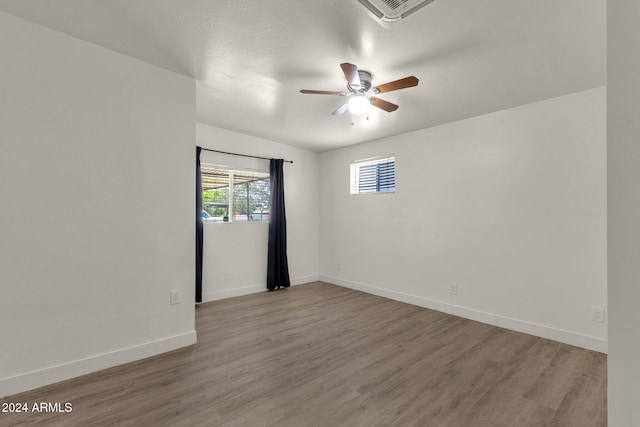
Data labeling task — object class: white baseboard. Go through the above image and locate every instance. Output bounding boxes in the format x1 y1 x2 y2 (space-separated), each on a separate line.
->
291 275 320 286
320 275 607 354
201 275 320 303
0 331 197 398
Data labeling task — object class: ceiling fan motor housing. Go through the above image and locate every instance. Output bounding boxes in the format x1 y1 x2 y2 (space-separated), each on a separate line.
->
348 70 373 93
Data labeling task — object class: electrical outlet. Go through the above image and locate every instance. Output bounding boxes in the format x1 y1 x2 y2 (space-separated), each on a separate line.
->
591 306 605 323
449 283 458 296
224 272 230 281
170 289 182 305
337 264 342 271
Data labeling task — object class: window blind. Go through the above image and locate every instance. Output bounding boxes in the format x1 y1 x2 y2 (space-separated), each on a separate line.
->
350 156 395 194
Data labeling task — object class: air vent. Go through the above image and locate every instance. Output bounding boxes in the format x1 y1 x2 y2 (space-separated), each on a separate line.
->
353 0 438 27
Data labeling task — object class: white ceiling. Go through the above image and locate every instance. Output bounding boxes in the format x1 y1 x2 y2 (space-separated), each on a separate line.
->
0 0 605 152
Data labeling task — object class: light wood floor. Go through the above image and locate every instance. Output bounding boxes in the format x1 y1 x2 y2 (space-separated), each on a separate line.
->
1 282 607 427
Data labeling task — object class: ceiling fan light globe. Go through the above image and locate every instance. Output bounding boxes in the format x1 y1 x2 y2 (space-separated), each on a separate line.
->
348 95 370 114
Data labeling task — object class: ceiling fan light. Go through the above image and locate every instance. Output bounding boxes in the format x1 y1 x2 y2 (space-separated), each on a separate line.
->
348 95 370 114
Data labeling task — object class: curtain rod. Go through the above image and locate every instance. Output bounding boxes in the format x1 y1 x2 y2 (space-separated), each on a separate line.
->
198 147 293 164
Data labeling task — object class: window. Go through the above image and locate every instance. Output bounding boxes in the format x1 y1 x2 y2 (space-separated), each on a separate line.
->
350 156 395 194
201 164 270 222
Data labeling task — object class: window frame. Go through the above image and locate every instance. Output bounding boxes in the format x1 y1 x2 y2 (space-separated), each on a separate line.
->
200 163 271 224
350 156 396 195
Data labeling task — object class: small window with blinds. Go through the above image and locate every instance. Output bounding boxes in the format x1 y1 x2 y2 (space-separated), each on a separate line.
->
350 156 395 195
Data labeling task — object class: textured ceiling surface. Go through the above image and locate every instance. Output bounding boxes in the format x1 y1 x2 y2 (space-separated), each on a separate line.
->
0 0 605 152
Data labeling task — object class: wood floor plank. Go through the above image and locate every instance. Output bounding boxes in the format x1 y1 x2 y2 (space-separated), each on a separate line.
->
0 282 606 426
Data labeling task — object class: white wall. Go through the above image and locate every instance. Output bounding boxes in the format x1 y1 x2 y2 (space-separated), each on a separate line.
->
0 12 196 397
608 1 640 423
320 87 607 352
197 123 320 301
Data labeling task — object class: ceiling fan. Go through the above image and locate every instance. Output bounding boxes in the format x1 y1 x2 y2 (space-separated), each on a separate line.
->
300 63 419 115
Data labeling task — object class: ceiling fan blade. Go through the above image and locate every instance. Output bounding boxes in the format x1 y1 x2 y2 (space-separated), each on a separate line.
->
370 97 399 112
340 63 361 87
372 76 419 94
332 102 349 115
300 90 347 95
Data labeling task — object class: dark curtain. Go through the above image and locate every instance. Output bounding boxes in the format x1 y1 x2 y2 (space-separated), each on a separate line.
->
195 147 203 303
267 159 290 290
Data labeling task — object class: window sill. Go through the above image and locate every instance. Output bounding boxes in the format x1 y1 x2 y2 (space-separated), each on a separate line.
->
350 190 396 196
203 220 269 225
